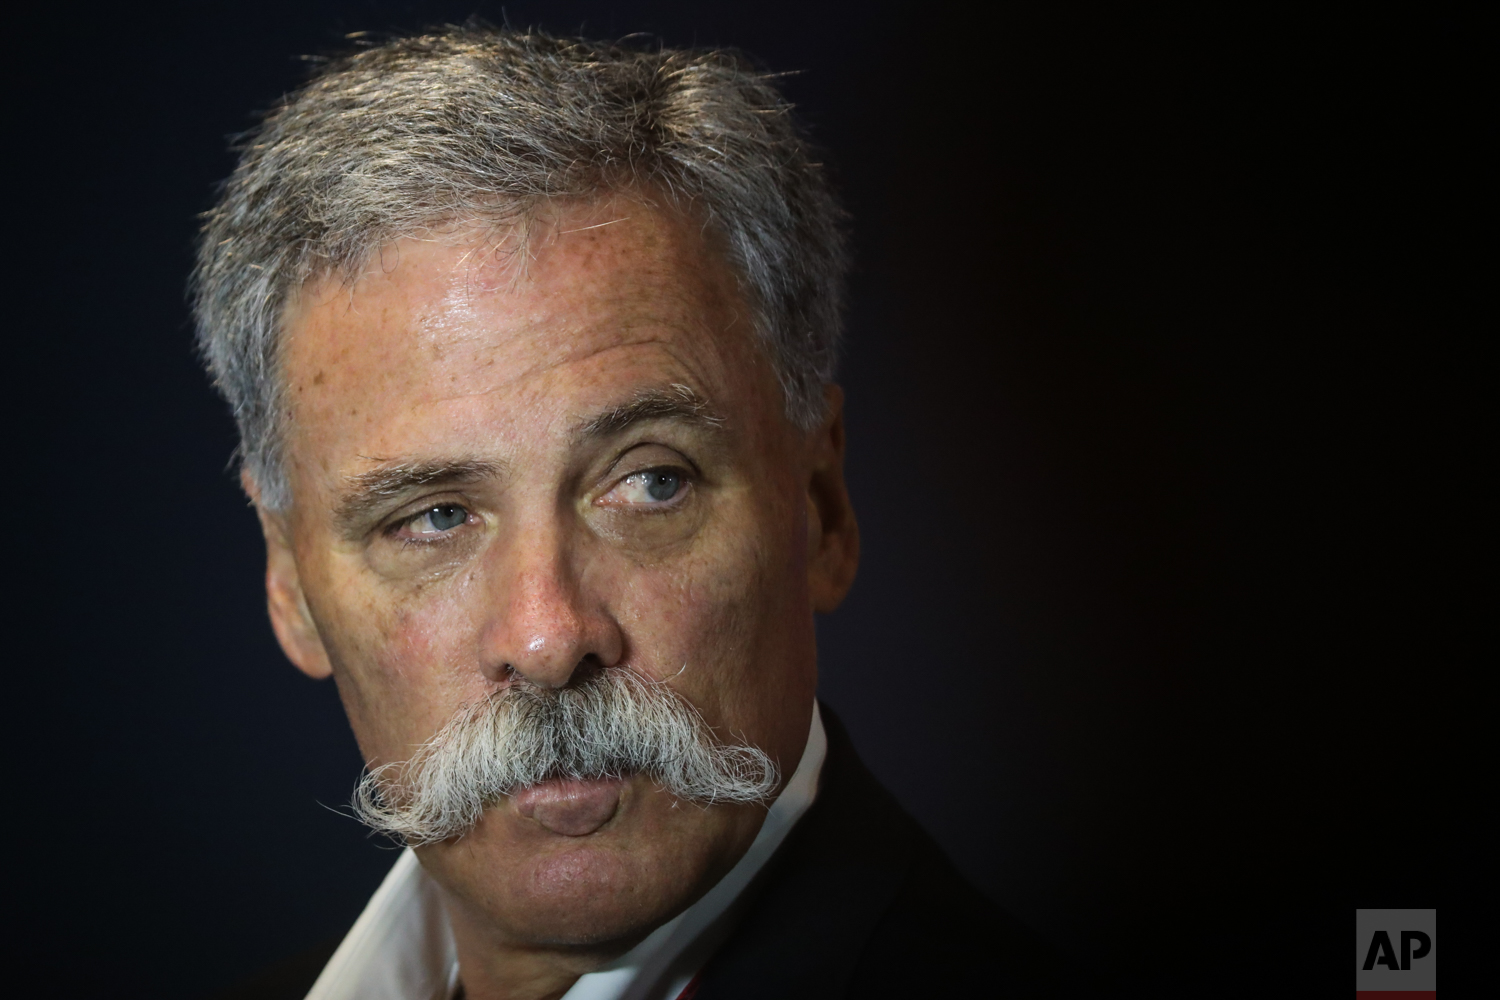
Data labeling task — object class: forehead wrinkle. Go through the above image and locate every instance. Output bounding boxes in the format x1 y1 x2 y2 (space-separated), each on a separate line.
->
417 332 723 410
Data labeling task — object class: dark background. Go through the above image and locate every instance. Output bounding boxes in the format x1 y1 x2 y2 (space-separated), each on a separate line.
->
12 3 1477 996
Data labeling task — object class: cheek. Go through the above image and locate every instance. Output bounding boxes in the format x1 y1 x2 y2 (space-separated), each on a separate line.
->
613 541 760 667
317 566 488 762
611 495 812 707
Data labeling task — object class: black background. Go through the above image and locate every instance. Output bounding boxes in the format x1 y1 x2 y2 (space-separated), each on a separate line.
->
12 3 1477 996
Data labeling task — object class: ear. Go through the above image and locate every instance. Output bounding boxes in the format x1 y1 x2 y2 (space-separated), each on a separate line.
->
805 385 860 613
243 471 334 680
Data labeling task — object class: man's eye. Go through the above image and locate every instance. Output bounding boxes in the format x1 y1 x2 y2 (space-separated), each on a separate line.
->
406 504 469 535
606 468 687 505
641 470 682 502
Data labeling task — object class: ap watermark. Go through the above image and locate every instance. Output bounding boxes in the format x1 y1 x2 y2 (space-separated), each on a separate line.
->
1357 908 1436 996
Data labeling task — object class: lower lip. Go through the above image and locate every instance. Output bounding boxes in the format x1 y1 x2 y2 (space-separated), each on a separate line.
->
512 777 627 837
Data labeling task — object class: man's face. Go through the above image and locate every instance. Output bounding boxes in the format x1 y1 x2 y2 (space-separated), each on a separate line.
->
258 196 856 953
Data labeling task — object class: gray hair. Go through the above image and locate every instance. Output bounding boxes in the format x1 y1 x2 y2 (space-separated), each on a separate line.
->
190 26 848 509
353 666 779 845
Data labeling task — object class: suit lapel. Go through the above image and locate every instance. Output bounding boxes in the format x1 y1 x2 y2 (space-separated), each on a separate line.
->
694 705 921 1000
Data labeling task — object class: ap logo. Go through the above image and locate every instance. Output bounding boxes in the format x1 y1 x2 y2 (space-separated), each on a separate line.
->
1356 908 1436 997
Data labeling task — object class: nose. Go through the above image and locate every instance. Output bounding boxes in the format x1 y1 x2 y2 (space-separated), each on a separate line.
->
478 523 622 688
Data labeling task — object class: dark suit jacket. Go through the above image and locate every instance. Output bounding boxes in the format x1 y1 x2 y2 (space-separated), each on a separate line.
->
213 706 1073 998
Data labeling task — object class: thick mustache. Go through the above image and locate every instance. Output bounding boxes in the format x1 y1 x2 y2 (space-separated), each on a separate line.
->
352 668 779 845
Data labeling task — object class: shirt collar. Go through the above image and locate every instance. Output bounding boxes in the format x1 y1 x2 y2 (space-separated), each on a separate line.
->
306 702 827 1000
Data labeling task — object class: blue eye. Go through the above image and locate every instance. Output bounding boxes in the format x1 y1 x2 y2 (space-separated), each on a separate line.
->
600 466 690 507
410 504 467 534
428 505 466 530
642 470 680 502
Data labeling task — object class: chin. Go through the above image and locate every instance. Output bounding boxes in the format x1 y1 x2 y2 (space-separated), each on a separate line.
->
508 841 684 946
417 781 757 948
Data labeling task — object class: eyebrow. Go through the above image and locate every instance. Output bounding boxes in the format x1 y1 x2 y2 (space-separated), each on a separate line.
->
574 383 725 440
333 459 502 535
329 386 721 534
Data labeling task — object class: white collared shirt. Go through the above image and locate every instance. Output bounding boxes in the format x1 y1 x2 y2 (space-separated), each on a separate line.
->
305 703 827 1000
